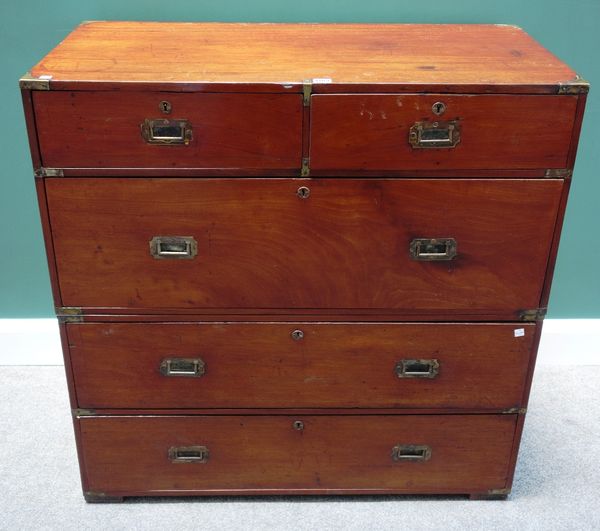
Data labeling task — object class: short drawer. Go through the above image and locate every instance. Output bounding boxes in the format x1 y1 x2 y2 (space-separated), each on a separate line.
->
79 414 515 495
46 178 562 314
310 94 577 172
33 92 302 170
68 322 534 410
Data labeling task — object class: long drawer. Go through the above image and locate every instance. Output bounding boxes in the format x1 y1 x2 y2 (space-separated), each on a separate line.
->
310 94 578 171
33 92 303 170
68 322 534 410
45 178 562 313
79 414 516 495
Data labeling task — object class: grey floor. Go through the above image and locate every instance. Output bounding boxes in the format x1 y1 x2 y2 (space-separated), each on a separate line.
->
0 366 599 531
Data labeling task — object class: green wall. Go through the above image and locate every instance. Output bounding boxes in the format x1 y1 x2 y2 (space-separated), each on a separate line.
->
1 1 598 318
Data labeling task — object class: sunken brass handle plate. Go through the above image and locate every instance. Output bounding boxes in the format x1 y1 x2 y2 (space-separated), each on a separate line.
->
409 120 460 148
149 236 198 259
160 358 205 377
409 238 457 261
392 445 432 462
141 118 193 145
395 359 439 379
168 445 209 463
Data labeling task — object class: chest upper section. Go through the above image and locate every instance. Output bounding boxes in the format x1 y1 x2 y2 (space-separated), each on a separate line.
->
22 22 587 177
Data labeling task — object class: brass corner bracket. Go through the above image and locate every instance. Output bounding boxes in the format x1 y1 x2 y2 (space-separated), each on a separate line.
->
486 488 511 499
519 308 547 322
502 407 527 415
302 79 312 106
84 491 124 503
57 307 84 323
35 167 64 178
544 168 572 179
73 408 96 417
301 157 310 177
19 71 51 91
557 75 590 95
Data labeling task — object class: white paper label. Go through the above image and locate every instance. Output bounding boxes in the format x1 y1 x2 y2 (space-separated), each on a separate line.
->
514 328 525 337
312 78 332 84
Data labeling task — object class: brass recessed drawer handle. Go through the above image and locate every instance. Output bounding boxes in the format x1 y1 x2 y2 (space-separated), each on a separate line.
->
392 444 432 462
168 445 209 463
409 120 460 148
159 358 205 377
409 238 457 261
395 359 439 379
141 118 193 145
149 236 198 259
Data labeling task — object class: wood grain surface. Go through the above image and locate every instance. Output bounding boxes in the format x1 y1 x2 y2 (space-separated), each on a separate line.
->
310 94 577 171
29 22 577 92
67 322 535 410
79 414 516 495
45 178 562 312
33 91 302 170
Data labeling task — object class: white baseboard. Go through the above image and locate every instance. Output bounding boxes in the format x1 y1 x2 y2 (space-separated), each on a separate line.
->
0 318 598 366
0 319 63 365
537 319 600 365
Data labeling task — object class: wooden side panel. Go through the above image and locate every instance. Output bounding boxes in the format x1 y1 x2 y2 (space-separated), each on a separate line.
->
34 179 62 307
540 93 588 308
45 178 562 313
33 92 302 170
67 322 535 410
58 321 78 409
80 414 516 495
310 94 578 171
20 89 42 170
540 179 571 309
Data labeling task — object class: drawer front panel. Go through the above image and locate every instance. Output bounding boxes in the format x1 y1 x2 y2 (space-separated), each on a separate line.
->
33 92 302 170
310 94 577 171
46 178 562 312
80 414 515 494
69 322 534 409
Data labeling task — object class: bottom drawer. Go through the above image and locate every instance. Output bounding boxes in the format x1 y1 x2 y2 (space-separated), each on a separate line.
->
79 414 516 496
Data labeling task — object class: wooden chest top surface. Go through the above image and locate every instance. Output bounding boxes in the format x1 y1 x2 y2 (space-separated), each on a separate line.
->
28 22 579 93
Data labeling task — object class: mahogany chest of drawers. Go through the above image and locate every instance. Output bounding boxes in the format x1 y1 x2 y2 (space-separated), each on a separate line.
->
20 22 588 501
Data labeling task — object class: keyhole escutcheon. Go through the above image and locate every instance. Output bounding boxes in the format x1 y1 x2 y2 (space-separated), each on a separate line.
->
432 101 446 116
160 100 172 114
297 186 310 199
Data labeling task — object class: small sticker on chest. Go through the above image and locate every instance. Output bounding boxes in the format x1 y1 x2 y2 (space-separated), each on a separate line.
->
514 328 525 337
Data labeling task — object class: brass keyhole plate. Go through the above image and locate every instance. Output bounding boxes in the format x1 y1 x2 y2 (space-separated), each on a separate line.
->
159 100 172 114
297 186 310 199
432 101 446 115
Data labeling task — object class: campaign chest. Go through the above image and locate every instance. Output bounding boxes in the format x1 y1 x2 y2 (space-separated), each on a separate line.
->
20 22 588 501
